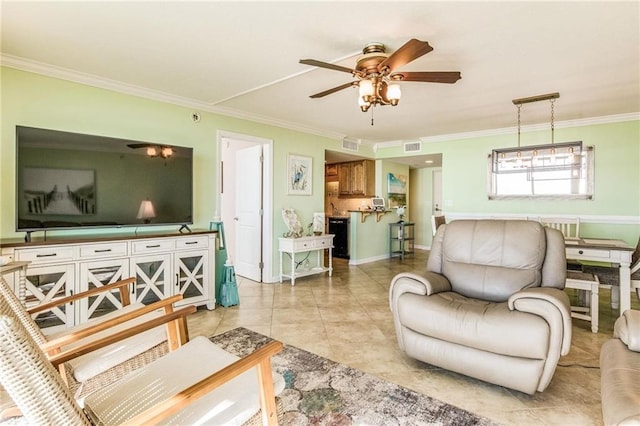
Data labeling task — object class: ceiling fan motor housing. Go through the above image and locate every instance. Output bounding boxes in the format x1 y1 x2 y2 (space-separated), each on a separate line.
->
356 42 389 75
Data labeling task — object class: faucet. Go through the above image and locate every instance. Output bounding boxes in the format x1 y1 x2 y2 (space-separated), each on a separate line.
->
330 203 338 216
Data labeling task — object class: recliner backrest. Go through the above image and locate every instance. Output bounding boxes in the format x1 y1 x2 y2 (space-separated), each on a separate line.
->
428 220 566 302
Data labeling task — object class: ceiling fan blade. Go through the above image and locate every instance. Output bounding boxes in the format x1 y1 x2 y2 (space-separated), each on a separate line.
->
127 143 153 149
300 59 356 74
309 81 358 98
390 71 462 84
377 39 433 74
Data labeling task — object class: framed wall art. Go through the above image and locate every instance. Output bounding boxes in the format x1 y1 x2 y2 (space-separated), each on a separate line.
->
287 154 312 195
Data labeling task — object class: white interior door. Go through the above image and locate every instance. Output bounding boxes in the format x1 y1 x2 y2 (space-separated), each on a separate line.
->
432 169 443 215
234 145 263 281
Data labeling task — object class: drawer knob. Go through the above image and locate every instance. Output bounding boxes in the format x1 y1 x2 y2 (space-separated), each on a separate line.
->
578 250 584 254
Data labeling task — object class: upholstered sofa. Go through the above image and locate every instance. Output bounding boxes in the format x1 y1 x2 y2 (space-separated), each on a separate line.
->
389 219 572 395
600 309 640 425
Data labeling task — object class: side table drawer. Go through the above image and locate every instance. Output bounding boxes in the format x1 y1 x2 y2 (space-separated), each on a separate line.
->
293 239 315 251
314 237 333 249
566 247 611 259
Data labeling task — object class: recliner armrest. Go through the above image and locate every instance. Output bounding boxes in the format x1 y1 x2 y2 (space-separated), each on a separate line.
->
389 271 451 312
508 287 572 355
615 309 640 352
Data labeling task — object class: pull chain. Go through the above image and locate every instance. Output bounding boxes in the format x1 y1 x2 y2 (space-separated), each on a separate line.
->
517 104 522 148
550 99 555 144
371 106 374 126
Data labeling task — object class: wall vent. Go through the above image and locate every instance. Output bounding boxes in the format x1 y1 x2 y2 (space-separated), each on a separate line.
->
404 141 422 153
342 139 360 152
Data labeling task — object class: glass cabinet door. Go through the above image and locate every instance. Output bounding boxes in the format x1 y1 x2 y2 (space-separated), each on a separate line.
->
79 259 130 323
175 250 208 304
130 254 171 305
23 264 75 334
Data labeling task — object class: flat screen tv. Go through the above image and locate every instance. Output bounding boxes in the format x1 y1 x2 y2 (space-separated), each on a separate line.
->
15 126 193 238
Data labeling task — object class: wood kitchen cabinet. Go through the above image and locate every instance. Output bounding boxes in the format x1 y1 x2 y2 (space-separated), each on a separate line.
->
325 163 339 182
337 160 375 197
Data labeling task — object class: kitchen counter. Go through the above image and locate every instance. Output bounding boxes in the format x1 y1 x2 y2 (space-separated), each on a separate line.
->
348 209 392 223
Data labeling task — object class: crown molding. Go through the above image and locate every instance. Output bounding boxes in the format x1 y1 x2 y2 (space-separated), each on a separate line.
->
0 54 346 141
418 112 640 144
2 54 637 146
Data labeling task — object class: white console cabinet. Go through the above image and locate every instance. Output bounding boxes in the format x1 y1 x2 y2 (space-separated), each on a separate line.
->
0 231 215 334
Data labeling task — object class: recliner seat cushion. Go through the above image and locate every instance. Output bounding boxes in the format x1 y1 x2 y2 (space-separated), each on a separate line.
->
439 220 547 302
398 291 550 359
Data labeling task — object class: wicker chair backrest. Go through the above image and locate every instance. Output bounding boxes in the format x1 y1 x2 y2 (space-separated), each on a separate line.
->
0 300 90 425
0 277 47 346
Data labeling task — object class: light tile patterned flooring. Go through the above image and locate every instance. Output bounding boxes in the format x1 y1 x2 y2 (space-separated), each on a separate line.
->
187 250 639 426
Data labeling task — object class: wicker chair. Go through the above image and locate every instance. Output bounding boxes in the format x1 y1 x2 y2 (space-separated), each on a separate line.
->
0 299 285 425
0 276 180 401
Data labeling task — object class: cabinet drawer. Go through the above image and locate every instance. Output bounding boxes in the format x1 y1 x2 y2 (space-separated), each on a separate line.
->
80 242 128 259
16 246 75 264
132 239 175 254
566 247 611 259
175 236 209 250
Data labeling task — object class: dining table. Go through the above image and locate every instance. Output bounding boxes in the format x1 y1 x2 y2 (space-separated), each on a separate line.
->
564 237 634 317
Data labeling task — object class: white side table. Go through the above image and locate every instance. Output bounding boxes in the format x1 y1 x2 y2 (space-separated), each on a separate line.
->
279 234 334 285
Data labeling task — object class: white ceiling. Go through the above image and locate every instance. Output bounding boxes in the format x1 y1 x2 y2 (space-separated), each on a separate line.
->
2 1 639 150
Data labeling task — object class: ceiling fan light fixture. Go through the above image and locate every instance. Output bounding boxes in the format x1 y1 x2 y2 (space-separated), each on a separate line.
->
146 146 158 157
359 79 373 101
358 96 370 112
300 38 461 120
387 83 401 105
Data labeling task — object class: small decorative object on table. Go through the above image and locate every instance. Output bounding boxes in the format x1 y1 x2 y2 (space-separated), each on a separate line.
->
282 208 304 238
396 205 406 223
312 212 325 235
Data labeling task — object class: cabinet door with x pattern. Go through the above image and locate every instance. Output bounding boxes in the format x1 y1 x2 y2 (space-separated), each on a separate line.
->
174 250 209 307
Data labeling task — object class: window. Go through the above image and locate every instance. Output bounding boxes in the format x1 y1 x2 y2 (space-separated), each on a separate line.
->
488 143 594 200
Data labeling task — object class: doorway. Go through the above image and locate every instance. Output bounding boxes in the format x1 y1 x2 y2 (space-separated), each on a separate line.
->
217 131 273 282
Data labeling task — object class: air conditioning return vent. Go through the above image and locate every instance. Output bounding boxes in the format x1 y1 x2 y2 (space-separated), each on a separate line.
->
342 138 359 152
404 141 422 153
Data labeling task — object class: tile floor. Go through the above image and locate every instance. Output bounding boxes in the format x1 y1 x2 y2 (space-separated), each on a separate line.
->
188 250 639 426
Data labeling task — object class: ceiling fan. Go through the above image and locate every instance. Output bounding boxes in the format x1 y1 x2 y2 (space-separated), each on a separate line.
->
300 38 461 112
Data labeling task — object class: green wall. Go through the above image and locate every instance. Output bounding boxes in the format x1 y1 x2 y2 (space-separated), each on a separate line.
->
377 120 640 246
2 66 638 270
0 67 341 277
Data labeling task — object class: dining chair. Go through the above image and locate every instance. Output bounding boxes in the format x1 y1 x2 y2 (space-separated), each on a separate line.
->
0 276 180 401
539 217 580 238
0 300 285 425
538 218 600 332
566 270 600 333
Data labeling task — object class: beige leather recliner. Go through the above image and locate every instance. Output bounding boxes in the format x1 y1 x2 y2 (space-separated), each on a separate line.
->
600 309 640 425
389 220 572 395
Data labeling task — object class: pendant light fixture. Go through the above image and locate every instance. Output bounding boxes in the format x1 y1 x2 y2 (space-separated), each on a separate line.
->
491 92 583 173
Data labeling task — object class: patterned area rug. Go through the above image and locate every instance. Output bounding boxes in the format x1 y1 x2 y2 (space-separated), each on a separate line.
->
210 328 499 426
